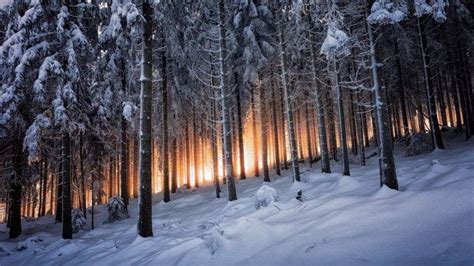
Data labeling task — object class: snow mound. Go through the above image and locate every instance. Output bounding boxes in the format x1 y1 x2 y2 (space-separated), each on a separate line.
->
372 185 400 199
255 185 279 209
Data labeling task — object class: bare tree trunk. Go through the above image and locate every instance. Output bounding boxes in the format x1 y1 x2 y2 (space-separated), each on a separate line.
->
251 86 259 177
259 80 270 182
367 19 398 190
161 29 170 203
271 69 281 175
185 121 191 189
417 17 444 149
305 101 313 167
9 136 23 238
120 114 129 207
137 0 154 237
278 16 300 182
218 0 237 200
62 132 72 239
78 134 86 218
333 62 350 176
235 74 246 180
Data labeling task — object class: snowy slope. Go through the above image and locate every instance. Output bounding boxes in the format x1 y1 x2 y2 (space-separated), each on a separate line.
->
1 135 473 265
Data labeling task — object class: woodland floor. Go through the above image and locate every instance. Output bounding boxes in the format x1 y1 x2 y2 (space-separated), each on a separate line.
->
1 131 473 265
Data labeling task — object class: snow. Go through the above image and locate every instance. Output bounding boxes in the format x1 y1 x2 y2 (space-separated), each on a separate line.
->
255 185 279 209
1 134 473 265
368 1 407 25
320 23 350 59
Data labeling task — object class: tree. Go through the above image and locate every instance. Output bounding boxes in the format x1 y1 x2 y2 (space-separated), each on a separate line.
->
137 0 154 237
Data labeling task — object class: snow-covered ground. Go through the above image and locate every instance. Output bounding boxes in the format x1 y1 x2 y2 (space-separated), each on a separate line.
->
1 134 473 265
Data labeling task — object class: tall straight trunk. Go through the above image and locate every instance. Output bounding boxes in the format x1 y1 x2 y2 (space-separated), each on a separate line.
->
271 70 281 175
305 0 330 173
62 132 72 239
235 75 246 180
120 53 129 207
218 0 237 200
278 16 300 182
38 162 43 217
417 17 444 149
137 0 153 237
357 93 366 166
394 39 409 136
50 165 54 215
349 91 358 155
120 114 129 207
451 71 462 132
437 75 448 127
161 30 170 202
367 19 398 190
185 121 191 189
211 86 221 198
41 156 47 216
279 86 288 170
109 159 113 199
444 75 454 127
55 156 63 222
193 112 199 188
456 41 473 137
259 81 270 182
171 136 177 193
79 134 86 217
333 62 350 176
327 94 338 161
305 101 313 167
9 137 23 238
251 86 259 177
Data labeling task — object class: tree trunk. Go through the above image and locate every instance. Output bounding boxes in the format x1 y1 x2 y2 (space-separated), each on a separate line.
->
120 112 129 207
251 86 259 177
171 136 178 193
259 80 270 182
394 39 409 136
62 132 72 239
41 156 48 216
367 19 398 190
417 17 444 149
305 101 313 167
9 137 23 238
278 16 300 182
161 29 170 202
218 0 237 200
185 121 191 189
334 61 350 176
137 0 154 237
271 69 281 175
235 74 246 180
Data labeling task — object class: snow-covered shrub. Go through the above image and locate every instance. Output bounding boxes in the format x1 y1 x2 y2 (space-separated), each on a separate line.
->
103 195 129 223
368 0 407 25
72 208 86 233
255 185 279 209
406 133 432 156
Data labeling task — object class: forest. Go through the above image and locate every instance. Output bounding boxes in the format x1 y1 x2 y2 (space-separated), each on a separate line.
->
0 0 473 264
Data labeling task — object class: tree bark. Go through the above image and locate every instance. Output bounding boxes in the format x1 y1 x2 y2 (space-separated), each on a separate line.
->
137 0 153 237
62 132 72 239
367 19 398 190
218 0 237 200
278 15 300 182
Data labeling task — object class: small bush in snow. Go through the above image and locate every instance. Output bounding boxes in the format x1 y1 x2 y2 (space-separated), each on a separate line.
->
406 133 432 156
104 195 129 224
255 185 279 209
72 208 86 233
